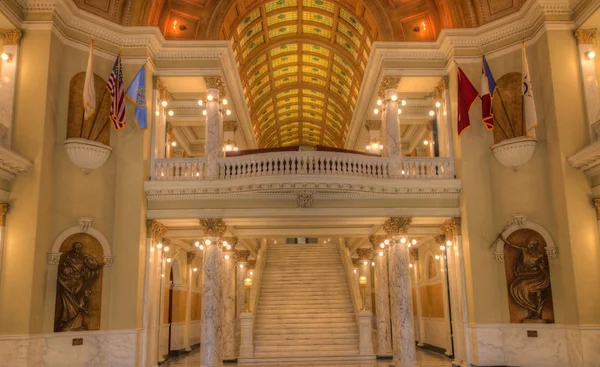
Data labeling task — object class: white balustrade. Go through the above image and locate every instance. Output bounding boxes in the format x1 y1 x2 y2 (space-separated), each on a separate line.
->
152 154 454 181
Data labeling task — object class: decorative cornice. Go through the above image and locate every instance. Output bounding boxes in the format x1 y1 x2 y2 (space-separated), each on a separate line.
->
154 77 171 101
383 217 412 236
568 140 600 178
0 146 32 181
575 28 597 44
0 203 8 227
199 218 226 237
236 250 251 263
0 29 22 45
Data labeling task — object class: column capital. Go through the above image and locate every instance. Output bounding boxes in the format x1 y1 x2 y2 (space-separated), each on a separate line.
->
356 248 373 261
199 218 227 237
351 258 360 268
236 250 251 263
441 217 461 237
0 29 22 45
365 120 382 132
0 203 8 226
223 121 238 132
369 235 386 249
187 251 196 265
378 76 401 98
383 217 412 236
222 236 238 246
146 219 167 242
576 28 597 44
153 77 172 101
247 260 256 270
205 76 226 97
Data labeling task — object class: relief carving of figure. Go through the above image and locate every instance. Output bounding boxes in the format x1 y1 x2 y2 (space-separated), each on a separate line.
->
499 233 551 323
55 242 101 331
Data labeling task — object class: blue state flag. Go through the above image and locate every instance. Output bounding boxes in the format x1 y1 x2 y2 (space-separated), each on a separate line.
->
125 65 148 130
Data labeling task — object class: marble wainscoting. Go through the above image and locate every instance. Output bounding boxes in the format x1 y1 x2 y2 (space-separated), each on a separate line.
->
0 329 139 367
189 320 201 347
421 317 450 352
469 323 600 367
169 322 186 352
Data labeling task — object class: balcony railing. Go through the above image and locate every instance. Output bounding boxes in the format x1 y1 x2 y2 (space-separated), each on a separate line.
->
152 151 454 181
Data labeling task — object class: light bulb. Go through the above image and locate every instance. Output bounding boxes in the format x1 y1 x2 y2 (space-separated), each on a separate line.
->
226 244 232 250
161 274 164 278
446 240 453 247
376 99 382 106
384 239 390 245
379 144 383 150
400 237 407 244
398 108 402 114
150 247 155 252
0 53 9 61
194 241 200 247
202 110 207 116
371 261 375 267
198 100 203 106
226 110 232 116
587 50 596 59
366 145 371 151
156 243 163 249
401 100 407 106
379 251 384 256
250 271 254 275
225 144 232 151
222 99 228 105
193 267 198 272
233 147 239 151
435 255 440 260
409 263 413 268
429 110 435 116
424 140 429 145
161 100 168 107
199 245 204 250
380 243 385 248
164 246 170 252
412 239 417 245
435 101 442 108
207 95 214 101
391 95 397 101
353 269 357 273
168 110 174 117
204 239 211 245
171 141 177 147
408 243 412 248
401 170 405 175
373 108 379 115
155 111 160 116
224 254 230 260
240 264 244 268
440 245 446 251
363 260 369 266
223 241 229 247
166 258 172 263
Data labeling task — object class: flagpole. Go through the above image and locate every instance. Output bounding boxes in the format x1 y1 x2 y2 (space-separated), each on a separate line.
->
86 88 109 140
494 87 517 138
81 39 94 139
92 117 111 142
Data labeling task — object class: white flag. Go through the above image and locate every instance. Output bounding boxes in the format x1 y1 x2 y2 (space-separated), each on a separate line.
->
83 42 96 120
522 42 538 139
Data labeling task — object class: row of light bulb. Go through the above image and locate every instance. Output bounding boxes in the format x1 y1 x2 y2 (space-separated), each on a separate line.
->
373 98 443 117
160 97 232 118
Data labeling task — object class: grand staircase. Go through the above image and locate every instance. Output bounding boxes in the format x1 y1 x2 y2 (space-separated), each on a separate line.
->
249 243 367 364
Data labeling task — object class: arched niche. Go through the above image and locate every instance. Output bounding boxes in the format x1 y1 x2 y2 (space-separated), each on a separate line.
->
46 218 113 332
492 72 527 144
67 72 111 145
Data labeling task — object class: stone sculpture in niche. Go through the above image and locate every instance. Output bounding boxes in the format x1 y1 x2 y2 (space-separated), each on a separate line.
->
498 228 555 323
54 234 104 331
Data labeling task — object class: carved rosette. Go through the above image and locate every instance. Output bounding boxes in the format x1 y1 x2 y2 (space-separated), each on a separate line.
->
236 250 251 263
378 76 401 98
0 29 23 45
204 76 227 98
383 217 412 236
441 218 461 238
199 218 227 238
356 248 373 261
146 220 168 243
575 28 597 44
0 203 8 227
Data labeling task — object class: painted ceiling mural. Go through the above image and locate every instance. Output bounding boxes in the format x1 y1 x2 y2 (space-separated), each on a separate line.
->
71 0 524 147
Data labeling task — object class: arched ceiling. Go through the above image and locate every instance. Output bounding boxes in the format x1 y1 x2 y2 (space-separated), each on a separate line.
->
223 0 378 147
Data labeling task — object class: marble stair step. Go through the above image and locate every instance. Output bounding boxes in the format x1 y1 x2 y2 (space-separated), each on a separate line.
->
254 332 359 341
251 350 361 359
260 280 347 287
254 344 359 353
259 296 351 303
258 299 350 306
255 314 355 321
254 321 357 330
255 307 354 314
254 327 358 335
255 338 359 347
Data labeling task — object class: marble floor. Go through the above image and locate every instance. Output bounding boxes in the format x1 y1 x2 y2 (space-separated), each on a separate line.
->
165 349 452 366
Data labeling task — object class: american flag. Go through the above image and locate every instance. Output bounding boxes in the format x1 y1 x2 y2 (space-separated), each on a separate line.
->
106 54 126 130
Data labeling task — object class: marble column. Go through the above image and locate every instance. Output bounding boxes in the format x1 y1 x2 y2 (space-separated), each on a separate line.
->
412 259 425 347
0 204 8 281
0 29 21 148
384 87 402 178
575 29 600 139
384 218 417 367
357 248 373 311
371 236 392 356
183 252 196 351
221 248 237 360
235 250 250 353
201 237 222 367
205 84 223 179
436 237 453 356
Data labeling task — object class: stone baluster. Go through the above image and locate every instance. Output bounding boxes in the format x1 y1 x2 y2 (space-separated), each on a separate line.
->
199 219 227 367
0 29 22 148
371 235 392 357
384 217 417 367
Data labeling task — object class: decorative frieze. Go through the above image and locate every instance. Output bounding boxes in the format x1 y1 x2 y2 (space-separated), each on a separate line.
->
0 29 22 45
383 217 412 236
154 77 171 102
247 260 256 270
575 28 597 44
351 258 360 268
199 218 226 237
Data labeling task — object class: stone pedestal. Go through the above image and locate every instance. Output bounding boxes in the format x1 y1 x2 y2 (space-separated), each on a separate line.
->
239 313 254 358
358 310 374 355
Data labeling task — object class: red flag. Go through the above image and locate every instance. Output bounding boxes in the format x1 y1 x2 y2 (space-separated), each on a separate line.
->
457 66 479 136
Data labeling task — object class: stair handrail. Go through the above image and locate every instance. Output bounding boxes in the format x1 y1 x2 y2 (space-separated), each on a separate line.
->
337 242 362 315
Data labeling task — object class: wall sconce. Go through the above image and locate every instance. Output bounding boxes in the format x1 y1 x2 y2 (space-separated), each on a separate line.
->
586 50 596 60
0 53 12 63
